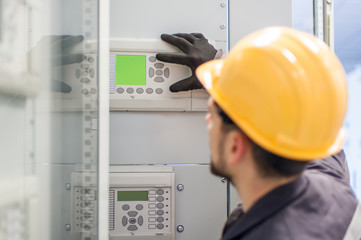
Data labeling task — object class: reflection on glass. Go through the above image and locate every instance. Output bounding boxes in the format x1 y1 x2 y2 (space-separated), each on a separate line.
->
0 0 100 239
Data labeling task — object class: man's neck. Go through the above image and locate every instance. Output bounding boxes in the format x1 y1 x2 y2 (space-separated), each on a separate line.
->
235 174 299 213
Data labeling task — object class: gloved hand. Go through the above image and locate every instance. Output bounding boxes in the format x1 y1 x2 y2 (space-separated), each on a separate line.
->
156 33 217 92
31 35 85 93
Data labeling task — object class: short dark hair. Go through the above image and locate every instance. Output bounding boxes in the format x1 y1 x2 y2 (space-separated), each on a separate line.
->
215 102 307 178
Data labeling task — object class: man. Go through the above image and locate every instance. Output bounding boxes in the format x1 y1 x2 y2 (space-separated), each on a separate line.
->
157 27 361 239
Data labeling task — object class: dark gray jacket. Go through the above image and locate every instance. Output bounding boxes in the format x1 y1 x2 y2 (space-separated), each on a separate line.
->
222 151 360 240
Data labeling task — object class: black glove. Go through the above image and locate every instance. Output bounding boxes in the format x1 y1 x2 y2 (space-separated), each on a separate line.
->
156 33 217 92
31 35 85 93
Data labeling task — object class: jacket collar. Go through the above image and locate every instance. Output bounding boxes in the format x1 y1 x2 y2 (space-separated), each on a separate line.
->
222 174 309 240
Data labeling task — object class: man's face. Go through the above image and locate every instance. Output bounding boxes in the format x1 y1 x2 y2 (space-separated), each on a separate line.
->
205 97 232 181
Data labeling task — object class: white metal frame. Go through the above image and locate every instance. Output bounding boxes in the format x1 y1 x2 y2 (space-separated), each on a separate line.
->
97 0 110 238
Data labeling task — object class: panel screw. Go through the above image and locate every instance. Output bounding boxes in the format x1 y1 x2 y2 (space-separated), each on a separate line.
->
177 184 184 191
220 24 226 29
64 224 71 231
177 225 184 232
220 2 226 7
221 178 227 183
65 183 71 191
327 0 332 4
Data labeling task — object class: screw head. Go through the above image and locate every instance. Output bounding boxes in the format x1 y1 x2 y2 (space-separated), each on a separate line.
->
64 224 71 231
220 2 226 7
221 177 227 183
65 183 71 191
220 24 226 29
177 225 184 232
177 184 184 191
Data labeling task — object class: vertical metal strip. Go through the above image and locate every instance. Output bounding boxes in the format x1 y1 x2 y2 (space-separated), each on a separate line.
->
97 0 109 239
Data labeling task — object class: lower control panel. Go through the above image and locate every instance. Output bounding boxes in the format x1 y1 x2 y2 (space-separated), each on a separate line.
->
109 166 175 240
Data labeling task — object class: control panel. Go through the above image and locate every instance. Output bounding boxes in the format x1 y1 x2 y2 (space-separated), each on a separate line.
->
109 166 175 240
109 38 210 112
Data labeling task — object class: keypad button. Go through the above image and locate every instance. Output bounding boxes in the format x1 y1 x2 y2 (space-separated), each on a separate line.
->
129 218 136 224
138 216 144 226
149 56 156 62
128 211 138 217
126 88 134 94
156 217 164 222
90 88 97 94
149 217 156 222
82 70 89 76
149 68 155 78
157 196 164 202
80 77 90 83
148 210 156 216
149 190 156 195
90 68 95 78
155 88 163 94
146 88 154 94
154 77 164 83
157 223 164 229
127 225 138 231
156 189 164 195
122 204 130 211
88 57 95 63
76 69 81 78
157 203 164 209
136 88 144 94
122 216 128 226
136 204 143 210
164 68 170 78
149 197 156 202
154 63 164 69
117 88 124 94
155 70 163 76
148 203 156 209
156 210 164 215
80 64 90 69
81 89 89 95
148 224 156 229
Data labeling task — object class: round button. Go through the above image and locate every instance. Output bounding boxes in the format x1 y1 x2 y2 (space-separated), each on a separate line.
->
117 88 124 94
81 89 89 95
146 88 154 94
149 56 156 62
122 204 130 211
90 88 97 94
156 203 164 209
157 223 164 229
126 88 134 94
155 70 163 76
88 57 95 63
155 88 163 94
157 196 164 202
156 210 164 215
156 189 164 195
136 204 143 210
156 217 164 222
129 218 137 224
136 88 144 94
80 77 90 83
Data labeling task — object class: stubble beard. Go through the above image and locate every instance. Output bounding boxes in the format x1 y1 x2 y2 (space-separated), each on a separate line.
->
210 139 232 182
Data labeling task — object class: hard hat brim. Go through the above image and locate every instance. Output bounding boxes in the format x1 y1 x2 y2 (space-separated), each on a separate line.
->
196 59 346 161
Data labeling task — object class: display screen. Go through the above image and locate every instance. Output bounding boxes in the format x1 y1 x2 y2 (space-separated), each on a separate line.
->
117 191 148 201
116 55 146 86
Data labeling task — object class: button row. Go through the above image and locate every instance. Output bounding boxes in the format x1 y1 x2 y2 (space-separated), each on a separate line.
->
76 68 95 79
148 217 164 222
122 204 143 211
81 88 97 95
116 88 163 95
149 224 164 230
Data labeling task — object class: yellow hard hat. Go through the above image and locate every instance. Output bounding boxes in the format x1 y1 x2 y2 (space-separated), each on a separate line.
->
196 27 347 161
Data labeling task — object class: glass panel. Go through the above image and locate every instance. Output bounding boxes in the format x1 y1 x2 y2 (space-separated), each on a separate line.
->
0 0 100 239
334 0 361 200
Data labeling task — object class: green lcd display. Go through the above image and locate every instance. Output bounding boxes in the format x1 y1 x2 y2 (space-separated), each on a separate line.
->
116 55 146 86
117 191 148 201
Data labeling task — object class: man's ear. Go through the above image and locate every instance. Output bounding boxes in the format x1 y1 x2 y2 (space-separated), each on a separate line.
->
227 131 248 166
